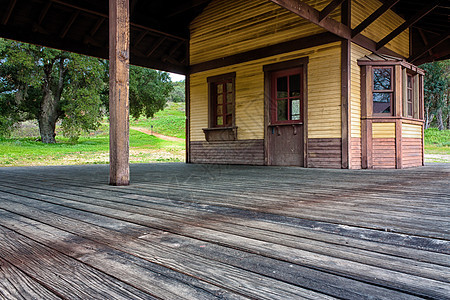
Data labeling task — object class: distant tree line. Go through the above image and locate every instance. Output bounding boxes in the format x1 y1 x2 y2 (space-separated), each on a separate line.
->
0 38 175 143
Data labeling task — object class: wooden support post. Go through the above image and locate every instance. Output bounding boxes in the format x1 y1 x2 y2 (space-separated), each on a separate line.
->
109 0 130 186
341 39 351 169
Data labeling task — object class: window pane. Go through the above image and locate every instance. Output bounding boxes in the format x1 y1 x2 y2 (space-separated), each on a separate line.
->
227 104 233 114
226 82 232 93
216 116 223 126
373 68 392 90
289 74 301 97
217 105 223 115
291 99 301 120
277 76 288 98
226 93 233 103
373 92 391 114
277 99 288 121
407 76 412 88
217 84 223 94
217 94 223 104
408 103 413 117
226 115 232 126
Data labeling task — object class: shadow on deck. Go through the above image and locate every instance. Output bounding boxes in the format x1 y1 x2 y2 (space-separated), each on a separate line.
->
0 163 449 299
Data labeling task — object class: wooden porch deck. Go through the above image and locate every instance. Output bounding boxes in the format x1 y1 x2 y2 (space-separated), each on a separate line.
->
0 163 449 299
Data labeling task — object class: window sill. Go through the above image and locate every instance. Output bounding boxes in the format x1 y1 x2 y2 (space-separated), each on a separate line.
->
202 126 238 142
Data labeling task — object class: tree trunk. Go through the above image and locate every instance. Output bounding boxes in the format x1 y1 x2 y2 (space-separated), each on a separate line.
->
436 107 445 130
38 63 59 143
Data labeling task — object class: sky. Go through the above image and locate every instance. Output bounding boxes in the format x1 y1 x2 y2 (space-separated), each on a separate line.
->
169 73 185 82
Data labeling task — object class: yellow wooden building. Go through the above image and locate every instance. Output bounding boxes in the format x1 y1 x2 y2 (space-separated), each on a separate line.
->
1 0 448 183
186 0 431 169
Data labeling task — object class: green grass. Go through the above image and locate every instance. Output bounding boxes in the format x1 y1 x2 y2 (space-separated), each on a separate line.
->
424 128 450 155
130 102 186 138
0 129 184 167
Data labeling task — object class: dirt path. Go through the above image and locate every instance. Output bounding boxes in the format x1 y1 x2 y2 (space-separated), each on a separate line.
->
130 126 184 142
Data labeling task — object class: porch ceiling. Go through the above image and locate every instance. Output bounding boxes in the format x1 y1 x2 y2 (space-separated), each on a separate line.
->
0 0 213 74
0 0 448 74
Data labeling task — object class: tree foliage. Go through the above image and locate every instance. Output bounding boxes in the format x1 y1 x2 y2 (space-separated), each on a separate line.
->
129 66 173 119
168 80 185 103
0 39 174 143
0 39 106 143
421 60 449 130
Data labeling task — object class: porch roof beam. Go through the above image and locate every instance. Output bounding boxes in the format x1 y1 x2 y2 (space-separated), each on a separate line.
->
269 0 351 39
351 0 400 38
376 1 439 50
50 0 186 41
319 0 345 22
409 33 449 63
2 0 17 25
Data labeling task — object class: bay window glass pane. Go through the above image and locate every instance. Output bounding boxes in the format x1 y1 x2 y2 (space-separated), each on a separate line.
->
217 95 223 104
277 99 288 121
216 116 223 126
291 99 301 120
217 105 223 115
373 92 391 114
373 68 392 90
289 74 301 97
277 76 288 98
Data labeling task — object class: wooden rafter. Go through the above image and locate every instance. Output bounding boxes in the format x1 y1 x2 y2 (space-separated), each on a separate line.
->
376 1 439 50
2 0 17 25
134 30 147 47
167 0 211 18
418 28 433 58
269 0 351 39
319 0 345 22
352 0 400 38
409 33 449 63
146 37 166 57
49 0 186 41
60 10 79 38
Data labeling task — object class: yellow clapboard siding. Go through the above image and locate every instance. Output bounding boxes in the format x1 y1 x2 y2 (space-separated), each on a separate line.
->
352 0 409 57
350 43 371 138
402 123 422 139
372 123 396 138
189 42 342 141
190 0 340 65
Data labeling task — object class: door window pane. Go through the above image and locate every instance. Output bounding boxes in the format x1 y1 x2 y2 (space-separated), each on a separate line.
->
217 94 223 104
226 82 232 93
217 105 223 115
226 115 232 125
291 99 301 120
226 93 233 103
289 75 301 97
277 99 288 121
277 76 288 98
216 116 223 126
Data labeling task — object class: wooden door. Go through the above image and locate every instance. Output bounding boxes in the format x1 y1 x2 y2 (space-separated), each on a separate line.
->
267 67 304 166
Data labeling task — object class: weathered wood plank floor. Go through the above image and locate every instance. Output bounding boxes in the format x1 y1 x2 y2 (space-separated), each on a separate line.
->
0 163 449 299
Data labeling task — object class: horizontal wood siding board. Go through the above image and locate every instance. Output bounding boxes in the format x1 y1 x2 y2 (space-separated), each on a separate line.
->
191 140 264 165
401 138 422 168
372 138 396 168
191 33 340 74
307 138 342 169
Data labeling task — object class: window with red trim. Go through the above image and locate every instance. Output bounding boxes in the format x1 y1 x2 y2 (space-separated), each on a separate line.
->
211 80 233 127
372 67 393 114
207 73 235 129
271 68 303 124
